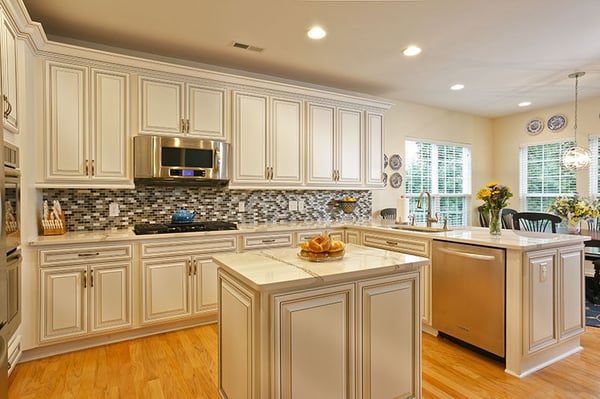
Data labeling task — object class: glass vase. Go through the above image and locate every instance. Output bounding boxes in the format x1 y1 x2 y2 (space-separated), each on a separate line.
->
489 208 502 236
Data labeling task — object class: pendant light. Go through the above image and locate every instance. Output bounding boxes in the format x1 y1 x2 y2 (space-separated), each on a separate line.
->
561 71 591 170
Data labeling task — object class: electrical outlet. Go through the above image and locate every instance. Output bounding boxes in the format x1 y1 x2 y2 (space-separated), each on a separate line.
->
289 200 298 211
298 200 305 212
238 201 246 212
109 202 120 217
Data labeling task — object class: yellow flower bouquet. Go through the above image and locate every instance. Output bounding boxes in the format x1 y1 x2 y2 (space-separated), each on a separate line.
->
547 193 599 225
476 182 513 212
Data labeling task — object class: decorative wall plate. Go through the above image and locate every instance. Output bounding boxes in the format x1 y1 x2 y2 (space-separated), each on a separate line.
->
547 114 567 132
382 172 388 187
383 154 388 169
526 118 544 135
390 172 403 188
389 154 403 170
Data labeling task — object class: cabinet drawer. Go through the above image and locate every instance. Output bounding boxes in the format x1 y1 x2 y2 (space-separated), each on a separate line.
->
39 244 133 266
242 233 293 250
141 235 238 258
362 232 430 257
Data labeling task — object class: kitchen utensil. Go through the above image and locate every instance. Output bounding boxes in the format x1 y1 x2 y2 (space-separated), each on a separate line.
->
171 209 196 224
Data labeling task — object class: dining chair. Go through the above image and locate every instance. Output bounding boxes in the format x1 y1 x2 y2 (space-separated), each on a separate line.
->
588 218 600 231
513 212 562 233
477 205 489 227
380 208 396 221
501 208 518 229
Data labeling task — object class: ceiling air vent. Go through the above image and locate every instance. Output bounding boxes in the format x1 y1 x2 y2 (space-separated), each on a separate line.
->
232 42 264 53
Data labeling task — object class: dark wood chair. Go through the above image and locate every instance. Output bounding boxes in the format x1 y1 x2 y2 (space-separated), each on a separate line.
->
477 205 489 227
380 208 396 220
501 208 518 229
513 212 561 233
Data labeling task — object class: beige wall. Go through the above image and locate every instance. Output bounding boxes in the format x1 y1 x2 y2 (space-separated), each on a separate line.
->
491 96 600 210
373 100 493 225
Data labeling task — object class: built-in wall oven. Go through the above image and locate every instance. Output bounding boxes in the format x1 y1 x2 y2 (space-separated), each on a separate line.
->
3 143 20 376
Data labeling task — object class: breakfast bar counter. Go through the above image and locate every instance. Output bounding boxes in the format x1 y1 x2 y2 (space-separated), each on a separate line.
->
213 244 430 399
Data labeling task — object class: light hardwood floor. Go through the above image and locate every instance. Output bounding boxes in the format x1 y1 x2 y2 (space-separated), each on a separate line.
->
8 324 600 398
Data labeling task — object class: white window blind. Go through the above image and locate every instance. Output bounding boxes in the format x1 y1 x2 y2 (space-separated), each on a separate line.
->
590 136 599 196
519 140 576 211
405 139 471 225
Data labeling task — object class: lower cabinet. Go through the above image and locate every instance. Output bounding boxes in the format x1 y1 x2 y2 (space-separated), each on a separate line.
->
141 254 219 323
524 245 585 354
40 261 132 342
219 270 420 399
140 236 237 324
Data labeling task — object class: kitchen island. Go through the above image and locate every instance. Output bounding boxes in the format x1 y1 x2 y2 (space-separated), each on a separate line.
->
213 244 430 399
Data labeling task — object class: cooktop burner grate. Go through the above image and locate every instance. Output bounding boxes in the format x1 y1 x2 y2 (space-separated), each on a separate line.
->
133 221 238 235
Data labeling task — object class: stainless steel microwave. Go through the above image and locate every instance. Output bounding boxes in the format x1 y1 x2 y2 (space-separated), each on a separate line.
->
134 135 230 185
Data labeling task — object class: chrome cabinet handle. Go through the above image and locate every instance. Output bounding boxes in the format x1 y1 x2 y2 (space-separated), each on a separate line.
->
3 94 11 118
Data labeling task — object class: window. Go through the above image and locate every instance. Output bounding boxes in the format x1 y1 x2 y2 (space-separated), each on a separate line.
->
405 139 471 225
519 140 576 211
590 136 600 196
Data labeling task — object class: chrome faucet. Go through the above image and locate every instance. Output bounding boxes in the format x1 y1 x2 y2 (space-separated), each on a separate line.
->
416 191 438 227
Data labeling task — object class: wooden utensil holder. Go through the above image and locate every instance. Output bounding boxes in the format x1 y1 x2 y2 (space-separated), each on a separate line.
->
42 211 66 236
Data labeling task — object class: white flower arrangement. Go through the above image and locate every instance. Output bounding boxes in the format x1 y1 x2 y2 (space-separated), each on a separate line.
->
547 193 599 225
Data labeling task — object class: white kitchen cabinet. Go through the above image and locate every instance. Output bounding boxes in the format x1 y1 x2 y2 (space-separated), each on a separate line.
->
232 91 303 186
361 230 432 328
306 102 363 186
140 236 237 324
273 284 355 399
365 112 384 187
43 61 130 185
138 75 226 139
1 9 18 134
40 261 132 342
38 244 133 343
524 245 584 355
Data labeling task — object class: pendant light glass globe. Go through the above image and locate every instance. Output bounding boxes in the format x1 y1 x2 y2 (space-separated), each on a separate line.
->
562 146 591 170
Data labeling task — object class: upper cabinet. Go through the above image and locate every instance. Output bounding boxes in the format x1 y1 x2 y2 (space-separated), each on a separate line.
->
138 75 226 140
365 112 384 187
1 9 18 134
306 102 363 186
232 91 303 187
42 60 130 186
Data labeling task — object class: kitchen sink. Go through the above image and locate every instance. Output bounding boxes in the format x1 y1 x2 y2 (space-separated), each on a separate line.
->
388 225 449 233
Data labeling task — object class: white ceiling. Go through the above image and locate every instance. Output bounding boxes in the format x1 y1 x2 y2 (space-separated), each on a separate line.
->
21 0 600 117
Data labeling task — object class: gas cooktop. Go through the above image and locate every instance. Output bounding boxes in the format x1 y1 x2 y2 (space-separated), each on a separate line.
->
133 221 238 235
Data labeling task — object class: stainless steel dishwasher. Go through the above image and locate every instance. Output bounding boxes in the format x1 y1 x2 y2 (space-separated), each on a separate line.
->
432 240 506 357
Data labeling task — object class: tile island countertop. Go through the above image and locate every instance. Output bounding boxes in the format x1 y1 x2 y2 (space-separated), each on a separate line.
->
213 243 429 291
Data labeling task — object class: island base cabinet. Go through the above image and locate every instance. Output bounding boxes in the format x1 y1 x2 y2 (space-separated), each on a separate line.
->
218 269 421 399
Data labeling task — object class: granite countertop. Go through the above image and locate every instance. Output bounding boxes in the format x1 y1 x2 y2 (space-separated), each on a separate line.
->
27 221 590 251
213 243 429 291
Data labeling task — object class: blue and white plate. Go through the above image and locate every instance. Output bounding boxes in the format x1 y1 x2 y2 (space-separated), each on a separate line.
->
382 172 388 187
383 154 389 169
390 172 403 188
389 154 402 170
526 118 544 135
547 114 567 132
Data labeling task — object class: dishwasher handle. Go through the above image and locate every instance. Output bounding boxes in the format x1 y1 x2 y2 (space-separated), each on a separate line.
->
436 246 497 261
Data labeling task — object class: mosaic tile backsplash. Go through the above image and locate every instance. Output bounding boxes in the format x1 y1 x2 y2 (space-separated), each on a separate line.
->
41 187 372 232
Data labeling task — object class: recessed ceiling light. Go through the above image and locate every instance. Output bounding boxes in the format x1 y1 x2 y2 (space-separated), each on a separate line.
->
307 26 327 40
402 46 422 56
518 101 532 107
450 84 464 91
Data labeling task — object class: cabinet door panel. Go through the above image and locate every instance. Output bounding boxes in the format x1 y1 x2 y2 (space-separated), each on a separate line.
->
1 13 18 133
46 62 88 179
139 77 183 134
366 112 384 186
359 276 418 399
558 248 585 339
142 258 190 322
337 108 362 183
274 285 354 399
91 69 129 180
188 85 225 139
234 92 268 182
40 266 87 341
271 98 302 183
526 252 557 353
194 257 219 314
307 103 335 183
90 262 132 331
